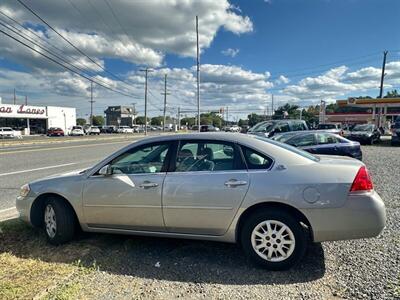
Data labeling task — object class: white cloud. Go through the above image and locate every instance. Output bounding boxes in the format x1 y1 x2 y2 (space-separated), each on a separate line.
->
275 75 290 85
221 48 240 58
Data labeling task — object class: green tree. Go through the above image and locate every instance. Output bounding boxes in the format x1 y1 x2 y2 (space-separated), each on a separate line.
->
238 119 248 127
247 113 265 127
151 116 163 125
135 116 150 125
200 112 224 127
273 103 299 119
76 118 86 126
384 89 400 98
181 117 195 127
92 115 105 126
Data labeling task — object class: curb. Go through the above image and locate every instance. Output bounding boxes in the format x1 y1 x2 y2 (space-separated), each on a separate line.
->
0 207 19 222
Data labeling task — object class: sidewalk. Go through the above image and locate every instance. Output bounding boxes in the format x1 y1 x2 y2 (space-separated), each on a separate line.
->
0 207 18 222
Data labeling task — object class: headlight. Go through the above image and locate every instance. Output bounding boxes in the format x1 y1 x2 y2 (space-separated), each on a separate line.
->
19 184 30 197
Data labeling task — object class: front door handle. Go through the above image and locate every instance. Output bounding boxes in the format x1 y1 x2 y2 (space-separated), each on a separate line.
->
139 181 159 189
224 179 247 187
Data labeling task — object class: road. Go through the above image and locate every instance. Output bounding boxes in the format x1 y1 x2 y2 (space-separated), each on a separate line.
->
0 135 150 211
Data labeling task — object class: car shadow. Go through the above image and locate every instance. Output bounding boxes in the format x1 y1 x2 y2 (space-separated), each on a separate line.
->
0 219 326 285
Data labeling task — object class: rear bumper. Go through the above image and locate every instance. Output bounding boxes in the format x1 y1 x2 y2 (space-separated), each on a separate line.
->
302 191 386 242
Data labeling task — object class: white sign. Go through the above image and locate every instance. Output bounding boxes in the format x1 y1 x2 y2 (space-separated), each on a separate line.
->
0 104 47 119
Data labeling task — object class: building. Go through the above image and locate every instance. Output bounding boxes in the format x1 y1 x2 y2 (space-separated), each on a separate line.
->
0 101 76 135
104 105 136 126
323 97 400 127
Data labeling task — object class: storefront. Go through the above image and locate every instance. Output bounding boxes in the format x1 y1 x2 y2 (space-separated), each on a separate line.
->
0 104 76 135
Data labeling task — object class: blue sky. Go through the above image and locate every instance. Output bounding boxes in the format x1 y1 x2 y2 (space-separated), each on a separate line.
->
0 0 399 119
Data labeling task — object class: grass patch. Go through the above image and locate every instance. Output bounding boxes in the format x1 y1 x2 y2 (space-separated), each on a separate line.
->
44 281 82 300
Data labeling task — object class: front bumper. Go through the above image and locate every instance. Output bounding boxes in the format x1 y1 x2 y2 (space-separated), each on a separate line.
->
16 195 36 224
302 191 386 242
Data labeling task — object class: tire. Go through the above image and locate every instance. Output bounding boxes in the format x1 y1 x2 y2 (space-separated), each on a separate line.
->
240 209 307 270
43 197 76 245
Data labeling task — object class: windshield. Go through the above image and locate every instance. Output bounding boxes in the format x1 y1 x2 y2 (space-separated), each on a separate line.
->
255 136 319 162
273 132 301 143
249 122 274 133
353 124 373 131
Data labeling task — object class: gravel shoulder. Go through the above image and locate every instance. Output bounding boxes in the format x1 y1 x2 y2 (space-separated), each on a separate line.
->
0 143 398 299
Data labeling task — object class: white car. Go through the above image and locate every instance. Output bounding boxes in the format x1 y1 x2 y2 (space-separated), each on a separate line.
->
70 126 85 136
117 126 134 133
0 127 19 139
86 126 100 135
229 125 241 132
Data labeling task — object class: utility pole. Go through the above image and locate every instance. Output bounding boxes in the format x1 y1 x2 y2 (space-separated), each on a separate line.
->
89 81 95 125
25 95 28 105
378 50 388 98
140 68 153 135
13 88 16 104
196 16 201 132
161 74 170 132
226 106 229 125
271 94 274 117
177 106 181 131
131 102 136 125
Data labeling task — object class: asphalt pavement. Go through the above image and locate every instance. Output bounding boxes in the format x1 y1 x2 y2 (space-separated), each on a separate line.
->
0 134 147 211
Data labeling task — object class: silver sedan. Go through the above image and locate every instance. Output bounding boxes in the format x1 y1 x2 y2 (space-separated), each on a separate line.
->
16 133 386 270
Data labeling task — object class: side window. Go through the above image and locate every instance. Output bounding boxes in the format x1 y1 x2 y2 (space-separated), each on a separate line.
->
110 143 170 174
241 146 273 170
316 133 339 145
291 122 303 131
175 141 241 172
276 123 290 133
287 134 315 147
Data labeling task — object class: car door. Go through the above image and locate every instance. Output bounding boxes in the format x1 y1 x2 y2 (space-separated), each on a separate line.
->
162 139 249 235
314 133 340 155
82 141 172 231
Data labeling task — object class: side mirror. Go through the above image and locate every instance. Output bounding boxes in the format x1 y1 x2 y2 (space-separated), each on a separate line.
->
99 164 112 176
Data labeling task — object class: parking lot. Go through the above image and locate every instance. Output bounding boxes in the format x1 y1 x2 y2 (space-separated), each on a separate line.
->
0 134 398 299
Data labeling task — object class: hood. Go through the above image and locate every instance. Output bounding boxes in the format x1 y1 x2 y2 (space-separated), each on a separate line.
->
31 168 87 183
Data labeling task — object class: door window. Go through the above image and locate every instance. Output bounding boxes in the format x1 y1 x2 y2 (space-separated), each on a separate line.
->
241 146 273 170
316 133 339 145
287 133 316 147
275 123 290 133
175 141 241 172
110 143 170 174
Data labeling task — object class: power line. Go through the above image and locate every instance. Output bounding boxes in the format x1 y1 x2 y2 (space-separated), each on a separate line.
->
16 0 135 91
103 0 130 37
0 28 134 97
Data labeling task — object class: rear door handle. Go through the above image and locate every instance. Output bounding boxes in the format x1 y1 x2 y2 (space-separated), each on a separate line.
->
224 179 247 187
139 181 159 189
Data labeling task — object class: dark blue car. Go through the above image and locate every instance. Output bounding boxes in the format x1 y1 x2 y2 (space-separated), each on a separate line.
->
273 131 362 160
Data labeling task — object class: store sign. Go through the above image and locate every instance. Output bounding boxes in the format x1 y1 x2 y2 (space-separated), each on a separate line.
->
0 104 47 118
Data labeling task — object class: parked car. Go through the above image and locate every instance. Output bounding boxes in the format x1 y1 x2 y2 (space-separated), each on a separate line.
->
391 120 400 146
117 126 134 133
47 127 65 137
240 125 251 133
0 127 17 139
17 133 385 270
100 126 116 134
316 123 343 136
274 131 362 160
348 124 381 145
86 126 100 135
248 119 308 138
200 125 218 132
69 126 85 136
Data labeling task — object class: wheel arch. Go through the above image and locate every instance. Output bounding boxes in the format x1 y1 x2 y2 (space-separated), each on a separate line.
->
236 201 313 243
30 192 79 228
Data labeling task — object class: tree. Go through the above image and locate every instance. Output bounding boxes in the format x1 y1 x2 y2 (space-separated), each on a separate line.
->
181 117 195 127
384 89 400 98
92 115 104 126
273 103 299 119
238 119 248 127
135 116 150 125
151 116 163 126
200 112 224 127
76 118 86 126
247 113 265 127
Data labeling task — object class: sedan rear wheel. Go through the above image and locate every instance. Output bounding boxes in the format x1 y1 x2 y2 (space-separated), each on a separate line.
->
241 209 307 270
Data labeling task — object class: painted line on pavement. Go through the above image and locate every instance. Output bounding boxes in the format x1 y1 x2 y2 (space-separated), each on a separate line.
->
0 140 132 155
0 162 80 177
0 207 17 213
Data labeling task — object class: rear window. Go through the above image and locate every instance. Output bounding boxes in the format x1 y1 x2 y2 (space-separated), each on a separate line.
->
256 136 320 162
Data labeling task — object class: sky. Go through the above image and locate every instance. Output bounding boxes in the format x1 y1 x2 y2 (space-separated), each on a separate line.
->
0 0 399 120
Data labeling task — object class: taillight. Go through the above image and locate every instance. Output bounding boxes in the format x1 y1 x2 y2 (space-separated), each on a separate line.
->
350 166 373 192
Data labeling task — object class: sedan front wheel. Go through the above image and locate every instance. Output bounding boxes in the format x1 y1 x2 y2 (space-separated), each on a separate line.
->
240 209 307 270
43 197 76 245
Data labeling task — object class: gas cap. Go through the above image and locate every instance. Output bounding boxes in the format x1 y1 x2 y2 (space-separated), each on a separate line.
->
303 187 320 203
